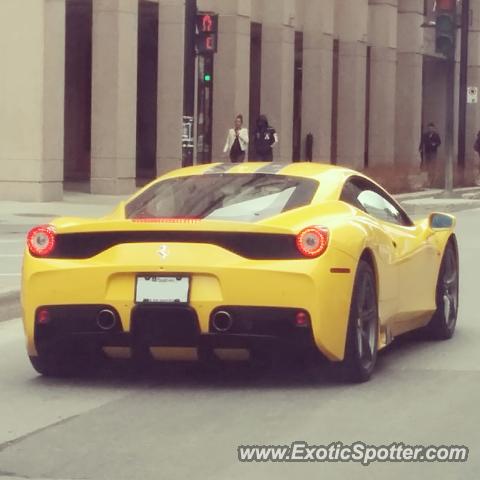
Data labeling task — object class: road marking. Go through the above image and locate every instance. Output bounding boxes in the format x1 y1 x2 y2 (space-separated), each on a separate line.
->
0 239 24 243
0 273 21 276
0 254 22 257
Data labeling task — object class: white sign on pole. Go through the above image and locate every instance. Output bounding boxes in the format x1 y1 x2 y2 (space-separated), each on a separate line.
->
467 87 478 104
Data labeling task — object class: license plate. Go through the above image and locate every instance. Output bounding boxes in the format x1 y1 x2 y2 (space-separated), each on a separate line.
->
135 276 190 303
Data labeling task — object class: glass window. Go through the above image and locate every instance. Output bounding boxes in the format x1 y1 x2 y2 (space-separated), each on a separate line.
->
340 177 413 227
125 174 319 223
357 190 405 225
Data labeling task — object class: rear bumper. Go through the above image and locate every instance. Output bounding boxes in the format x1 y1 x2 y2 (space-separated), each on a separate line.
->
22 243 357 361
32 304 317 361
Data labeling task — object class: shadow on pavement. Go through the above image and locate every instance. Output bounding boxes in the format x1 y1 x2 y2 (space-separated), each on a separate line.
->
24 328 447 392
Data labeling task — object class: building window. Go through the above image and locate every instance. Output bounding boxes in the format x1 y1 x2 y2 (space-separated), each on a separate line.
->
364 45 371 168
292 31 303 162
64 0 92 183
249 23 262 161
136 0 159 184
330 39 339 165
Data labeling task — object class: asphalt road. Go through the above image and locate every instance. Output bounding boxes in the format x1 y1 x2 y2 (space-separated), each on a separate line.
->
0 208 479 479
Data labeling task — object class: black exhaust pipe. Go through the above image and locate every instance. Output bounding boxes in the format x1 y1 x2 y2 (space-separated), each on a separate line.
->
212 310 234 332
96 309 117 331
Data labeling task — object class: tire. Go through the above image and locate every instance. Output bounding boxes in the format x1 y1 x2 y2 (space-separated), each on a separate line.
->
341 260 379 383
426 239 459 340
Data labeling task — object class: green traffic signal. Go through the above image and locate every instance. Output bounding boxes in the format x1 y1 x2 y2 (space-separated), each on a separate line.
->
204 73 211 82
436 14 454 32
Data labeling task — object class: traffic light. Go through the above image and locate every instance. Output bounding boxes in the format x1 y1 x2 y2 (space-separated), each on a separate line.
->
196 13 218 54
435 0 457 59
202 58 213 83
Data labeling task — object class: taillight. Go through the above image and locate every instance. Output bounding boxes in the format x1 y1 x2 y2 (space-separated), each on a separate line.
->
295 226 329 258
27 225 56 257
294 311 310 328
36 308 51 325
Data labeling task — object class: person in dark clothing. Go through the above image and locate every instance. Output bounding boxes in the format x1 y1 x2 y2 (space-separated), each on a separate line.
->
419 123 441 186
474 130 480 185
253 115 278 161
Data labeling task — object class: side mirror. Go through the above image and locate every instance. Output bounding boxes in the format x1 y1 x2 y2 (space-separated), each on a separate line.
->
428 212 455 229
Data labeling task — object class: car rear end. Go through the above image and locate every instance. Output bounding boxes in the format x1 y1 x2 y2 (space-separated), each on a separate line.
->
22 170 356 369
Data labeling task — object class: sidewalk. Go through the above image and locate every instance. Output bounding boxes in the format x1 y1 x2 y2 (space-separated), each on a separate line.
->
0 187 479 314
396 186 480 215
0 191 123 226
1 186 479 221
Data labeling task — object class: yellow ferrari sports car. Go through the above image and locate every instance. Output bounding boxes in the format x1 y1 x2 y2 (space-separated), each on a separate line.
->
22 162 459 382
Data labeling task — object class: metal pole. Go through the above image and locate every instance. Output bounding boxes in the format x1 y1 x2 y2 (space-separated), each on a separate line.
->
445 57 455 193
193 53 199 164
182 0 197 167
457 0 469 170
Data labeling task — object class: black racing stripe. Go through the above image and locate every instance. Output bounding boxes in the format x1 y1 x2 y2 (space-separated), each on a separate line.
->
203 163 237 174
255 163 288 175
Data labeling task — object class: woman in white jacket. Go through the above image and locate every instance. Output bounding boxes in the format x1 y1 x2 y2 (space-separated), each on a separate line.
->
223 114 249 162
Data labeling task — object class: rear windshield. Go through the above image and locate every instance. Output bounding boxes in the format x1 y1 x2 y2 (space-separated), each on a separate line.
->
125 174 319 222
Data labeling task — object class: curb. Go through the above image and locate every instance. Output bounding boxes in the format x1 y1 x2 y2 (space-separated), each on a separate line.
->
395 190 442 201
401 201 480 215
0 290 19 303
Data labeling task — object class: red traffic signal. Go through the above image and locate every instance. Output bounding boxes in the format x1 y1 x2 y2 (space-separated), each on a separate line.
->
436 0 456 11
196 13 218 34
196 13 218 54
196 33 217 54
202 15 213 32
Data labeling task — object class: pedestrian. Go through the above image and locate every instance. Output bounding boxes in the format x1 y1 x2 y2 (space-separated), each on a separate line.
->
253 115 278 161
474 130 480 186
419 122 442 187
223 114 248 163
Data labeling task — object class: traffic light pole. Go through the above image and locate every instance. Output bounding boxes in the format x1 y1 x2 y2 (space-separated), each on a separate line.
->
457 0 469 170
432 0 457 195
182 0 197 167
444 57 455 193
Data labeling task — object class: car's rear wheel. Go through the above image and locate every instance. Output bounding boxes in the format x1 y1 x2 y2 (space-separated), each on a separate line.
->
341 260 379 383
426 239 459 339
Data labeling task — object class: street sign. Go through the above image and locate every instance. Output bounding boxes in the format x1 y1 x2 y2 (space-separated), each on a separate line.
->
182 116 194 148
467 86 478 104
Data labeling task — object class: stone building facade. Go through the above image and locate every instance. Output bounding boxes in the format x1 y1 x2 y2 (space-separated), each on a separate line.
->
0 0 479 200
